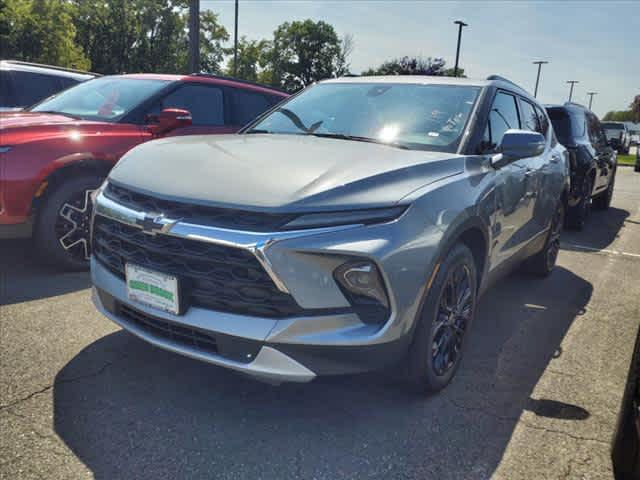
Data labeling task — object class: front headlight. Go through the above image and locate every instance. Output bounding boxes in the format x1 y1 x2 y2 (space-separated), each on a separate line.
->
282 206 407 230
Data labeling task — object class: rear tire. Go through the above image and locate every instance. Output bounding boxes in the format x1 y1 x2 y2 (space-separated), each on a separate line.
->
524 200 564 277
593 170 615 210
566 176 592 231
403 244 477 394
34 174 103 271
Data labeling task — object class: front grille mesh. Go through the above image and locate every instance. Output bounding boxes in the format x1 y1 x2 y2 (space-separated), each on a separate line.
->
120 303 219 354
105 183 296 232
93 215 304 318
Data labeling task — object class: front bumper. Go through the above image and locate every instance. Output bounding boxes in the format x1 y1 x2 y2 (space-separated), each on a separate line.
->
90 188 444 382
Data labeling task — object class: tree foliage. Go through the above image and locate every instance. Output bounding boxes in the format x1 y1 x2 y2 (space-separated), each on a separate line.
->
267 19 348 92
362 56 460 77
1 0 228 74
0 0 90 69
225 36 272 83
630 95 640 122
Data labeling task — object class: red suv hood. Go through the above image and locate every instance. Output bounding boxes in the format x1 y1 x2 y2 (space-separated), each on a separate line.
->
0 111 95 129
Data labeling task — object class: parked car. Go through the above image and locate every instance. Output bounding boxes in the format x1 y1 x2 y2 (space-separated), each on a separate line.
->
636 144 640 173
602 121 631 154
0 60 97 111
612 325 640 479
630 130 639 146
90 75 569 392
546 103 617 230
0 74 288 269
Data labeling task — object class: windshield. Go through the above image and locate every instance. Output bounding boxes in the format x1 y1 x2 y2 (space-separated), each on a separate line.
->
30 77 170 122
247 82 481 152
602 122 624 131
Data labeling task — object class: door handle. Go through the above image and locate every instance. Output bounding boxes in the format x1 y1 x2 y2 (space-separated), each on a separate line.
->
550 155 561 164
524 169 535 176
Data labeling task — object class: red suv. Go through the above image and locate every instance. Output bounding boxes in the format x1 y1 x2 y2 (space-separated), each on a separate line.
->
0 73 287 269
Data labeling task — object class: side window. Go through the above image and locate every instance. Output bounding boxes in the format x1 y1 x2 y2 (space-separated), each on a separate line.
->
481 91 520 152
11 71 62 107
58 77 80 90
535 105 550 138
228 89 274 126
0 71 13 106
154 84 224 126
586 113 604 146
519 99 541 134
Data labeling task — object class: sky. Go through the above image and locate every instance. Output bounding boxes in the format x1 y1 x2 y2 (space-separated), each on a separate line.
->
203 0 640 118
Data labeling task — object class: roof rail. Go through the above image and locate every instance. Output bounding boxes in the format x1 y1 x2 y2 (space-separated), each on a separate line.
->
1 59 100 76
564 101 588 110
189 72 287 94
485 74 521 88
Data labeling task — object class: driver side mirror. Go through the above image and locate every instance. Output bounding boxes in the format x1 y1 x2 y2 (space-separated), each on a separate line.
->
148 108 192 135
491 129 545 168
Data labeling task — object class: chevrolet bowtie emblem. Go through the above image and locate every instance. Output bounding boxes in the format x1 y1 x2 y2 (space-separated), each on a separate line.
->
136 213 179 235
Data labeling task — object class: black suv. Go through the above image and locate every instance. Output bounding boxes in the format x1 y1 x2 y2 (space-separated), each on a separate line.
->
546 103 617 230
0 60 97 111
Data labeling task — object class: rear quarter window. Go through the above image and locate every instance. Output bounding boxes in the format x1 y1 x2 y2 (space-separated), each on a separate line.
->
229 88 280 127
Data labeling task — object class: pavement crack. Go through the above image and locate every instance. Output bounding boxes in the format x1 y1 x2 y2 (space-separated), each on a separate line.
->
446 398 520 422
0 360 116 411
519 421 609 445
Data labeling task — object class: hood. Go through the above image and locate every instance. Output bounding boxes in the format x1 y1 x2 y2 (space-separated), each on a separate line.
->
0 111 120 145
109 134 465 212
0 111 81 129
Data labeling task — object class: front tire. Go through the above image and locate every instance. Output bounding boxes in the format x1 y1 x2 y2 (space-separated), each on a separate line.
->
404 244 478 394
34 175 103 270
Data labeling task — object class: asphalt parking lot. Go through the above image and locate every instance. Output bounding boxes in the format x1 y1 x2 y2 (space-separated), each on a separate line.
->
1 167 639 480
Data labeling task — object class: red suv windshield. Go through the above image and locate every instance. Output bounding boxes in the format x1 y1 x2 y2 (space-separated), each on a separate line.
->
30 77 170 122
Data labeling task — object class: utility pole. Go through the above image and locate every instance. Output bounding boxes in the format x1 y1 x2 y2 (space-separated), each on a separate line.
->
587 92 597 110
453 20 468 77
188 0 200 73
532 60 548 98
233 0 239 76
567 80 579 102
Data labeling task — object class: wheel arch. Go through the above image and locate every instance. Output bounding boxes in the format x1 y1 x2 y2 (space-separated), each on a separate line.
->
31 156 112 215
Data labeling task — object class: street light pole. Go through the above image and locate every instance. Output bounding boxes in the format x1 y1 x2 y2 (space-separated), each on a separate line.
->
453 20 468 77
587 92 597 110
188 0 200 73
567 80 579 102
532 60 548 98
233 0 239 77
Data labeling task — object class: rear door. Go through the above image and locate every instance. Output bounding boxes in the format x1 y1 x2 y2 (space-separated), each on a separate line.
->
586 112 614 192
518 98 560 236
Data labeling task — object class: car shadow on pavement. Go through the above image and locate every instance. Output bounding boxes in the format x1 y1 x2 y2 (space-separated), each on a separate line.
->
52 267 592 480
0 240 90 305
561 206 629 252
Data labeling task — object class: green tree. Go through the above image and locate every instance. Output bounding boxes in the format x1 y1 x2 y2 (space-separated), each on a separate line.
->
362 56 452 76
225 36 272 82
630 95 640 122
71 0 228 74
603 110 636 122
268 19 347 92
0 0 90 69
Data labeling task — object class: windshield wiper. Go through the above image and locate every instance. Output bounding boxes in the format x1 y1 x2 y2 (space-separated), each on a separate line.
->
309 132 410 150
32 110 82 120
245 129 273 134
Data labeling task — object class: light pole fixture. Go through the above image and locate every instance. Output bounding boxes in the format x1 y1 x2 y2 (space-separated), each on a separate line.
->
233 0 239 77
587 92 597 110
567 80 579 102
453 20 468 77
532 61 548 98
